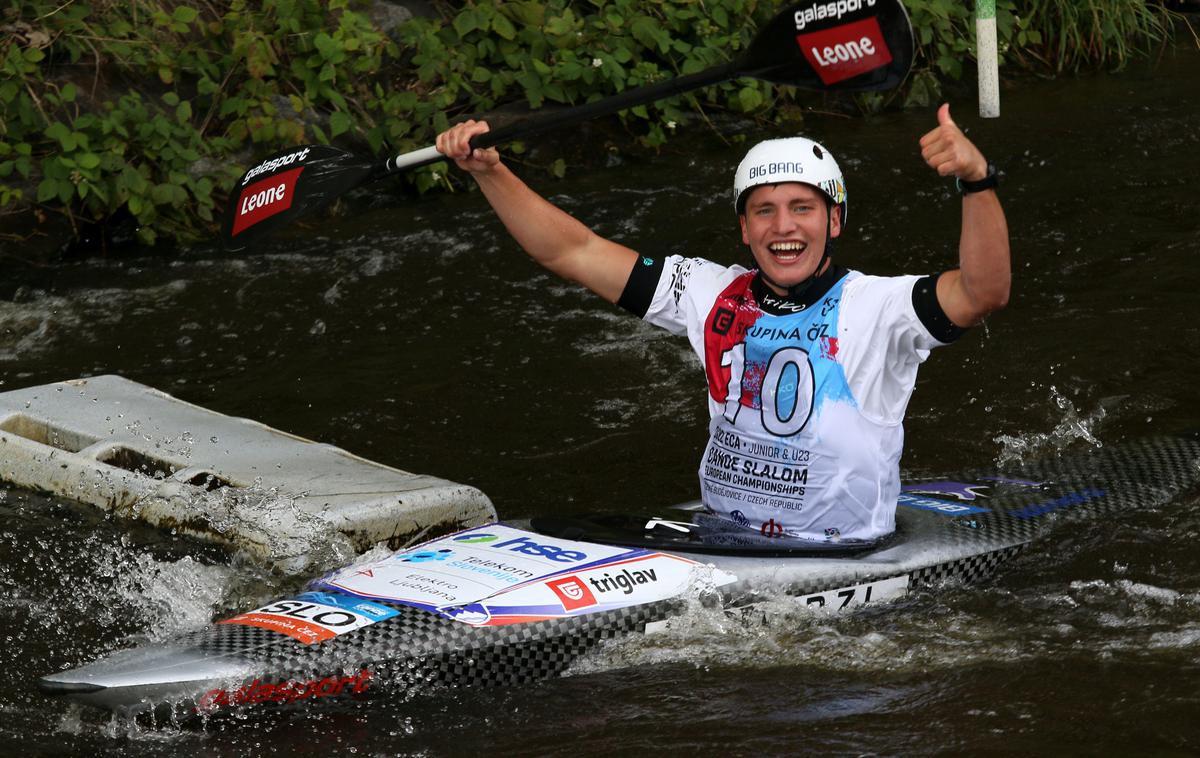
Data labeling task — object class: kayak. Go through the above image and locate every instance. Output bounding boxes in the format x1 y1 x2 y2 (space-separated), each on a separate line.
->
38 433 1200 716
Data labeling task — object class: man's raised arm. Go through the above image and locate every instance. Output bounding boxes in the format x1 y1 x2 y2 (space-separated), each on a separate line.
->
437 120 640 304
919 103 1011 327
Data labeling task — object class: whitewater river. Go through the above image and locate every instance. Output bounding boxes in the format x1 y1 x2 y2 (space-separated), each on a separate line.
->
2 46 1199 755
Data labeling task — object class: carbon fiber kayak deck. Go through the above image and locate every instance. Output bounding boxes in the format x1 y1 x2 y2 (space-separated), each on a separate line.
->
37 433 1200 716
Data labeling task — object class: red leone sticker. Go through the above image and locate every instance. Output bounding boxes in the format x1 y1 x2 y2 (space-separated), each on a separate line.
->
796 17 892 86
231 166 304 236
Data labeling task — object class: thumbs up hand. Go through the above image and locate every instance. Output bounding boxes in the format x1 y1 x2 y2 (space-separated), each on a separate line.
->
919 103 989 182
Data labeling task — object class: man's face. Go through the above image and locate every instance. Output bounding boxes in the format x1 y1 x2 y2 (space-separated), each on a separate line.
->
739 182 842 292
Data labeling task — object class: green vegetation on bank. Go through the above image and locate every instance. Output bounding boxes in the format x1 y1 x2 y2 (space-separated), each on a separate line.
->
0 0 1186 248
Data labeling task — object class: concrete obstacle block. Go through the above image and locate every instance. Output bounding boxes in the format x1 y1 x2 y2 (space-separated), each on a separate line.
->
0 375 496 571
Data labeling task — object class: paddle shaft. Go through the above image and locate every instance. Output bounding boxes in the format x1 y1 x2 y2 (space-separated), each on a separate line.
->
383 61 740 175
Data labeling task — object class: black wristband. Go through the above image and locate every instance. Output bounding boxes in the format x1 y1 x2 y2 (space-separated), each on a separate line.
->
956 162 999 194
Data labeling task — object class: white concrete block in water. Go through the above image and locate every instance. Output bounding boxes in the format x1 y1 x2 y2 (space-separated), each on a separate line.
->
0 375 496 570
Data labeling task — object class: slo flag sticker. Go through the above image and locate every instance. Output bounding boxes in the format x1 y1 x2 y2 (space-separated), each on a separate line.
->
219 592 398 645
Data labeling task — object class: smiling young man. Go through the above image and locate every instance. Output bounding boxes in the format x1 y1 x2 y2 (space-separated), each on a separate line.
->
436 104 1009 543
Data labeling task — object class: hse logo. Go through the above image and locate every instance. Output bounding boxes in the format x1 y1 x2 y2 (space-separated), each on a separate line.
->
453 533 500 544
547 576 597 611
472 535 588 563
451 530 590 562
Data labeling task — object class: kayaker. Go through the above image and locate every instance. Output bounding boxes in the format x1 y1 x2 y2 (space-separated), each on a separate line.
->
436 104 1009 543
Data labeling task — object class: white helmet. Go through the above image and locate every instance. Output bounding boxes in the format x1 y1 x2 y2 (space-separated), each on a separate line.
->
733 137 847 227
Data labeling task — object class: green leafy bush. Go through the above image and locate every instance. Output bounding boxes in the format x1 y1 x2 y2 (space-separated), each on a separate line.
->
2 0 398 246
0 0 1186 250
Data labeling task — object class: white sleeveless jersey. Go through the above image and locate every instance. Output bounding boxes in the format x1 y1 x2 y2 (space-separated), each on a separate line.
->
639 256 952 541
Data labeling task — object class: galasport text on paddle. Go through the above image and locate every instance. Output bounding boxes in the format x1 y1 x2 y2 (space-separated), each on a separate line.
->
222 0 914 249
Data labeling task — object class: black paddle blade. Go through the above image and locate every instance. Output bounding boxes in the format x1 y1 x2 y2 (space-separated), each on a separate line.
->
221 145 374 250
742 0 914 92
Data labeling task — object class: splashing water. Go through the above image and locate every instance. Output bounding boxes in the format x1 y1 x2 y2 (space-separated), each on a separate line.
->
993 386 1114 467
170 479 359 573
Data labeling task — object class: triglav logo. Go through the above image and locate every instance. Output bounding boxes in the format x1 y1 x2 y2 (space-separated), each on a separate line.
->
546 576 597 610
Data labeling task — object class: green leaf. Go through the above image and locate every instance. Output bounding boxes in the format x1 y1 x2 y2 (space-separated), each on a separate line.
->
314 32 339 60
492 14 516 40
151 183 176 205
453 10 479 36
77 153 102 170
37 179 57 203
173 6 198 24
736 85 763 112
45 122 71 143
330 111 353 137
550 158 566 178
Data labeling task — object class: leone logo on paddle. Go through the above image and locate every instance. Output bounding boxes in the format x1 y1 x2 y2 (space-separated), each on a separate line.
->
230 166 303 236
796 16 893 85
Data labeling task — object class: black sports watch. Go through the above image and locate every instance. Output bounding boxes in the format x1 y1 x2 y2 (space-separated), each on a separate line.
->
956 162 999 194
